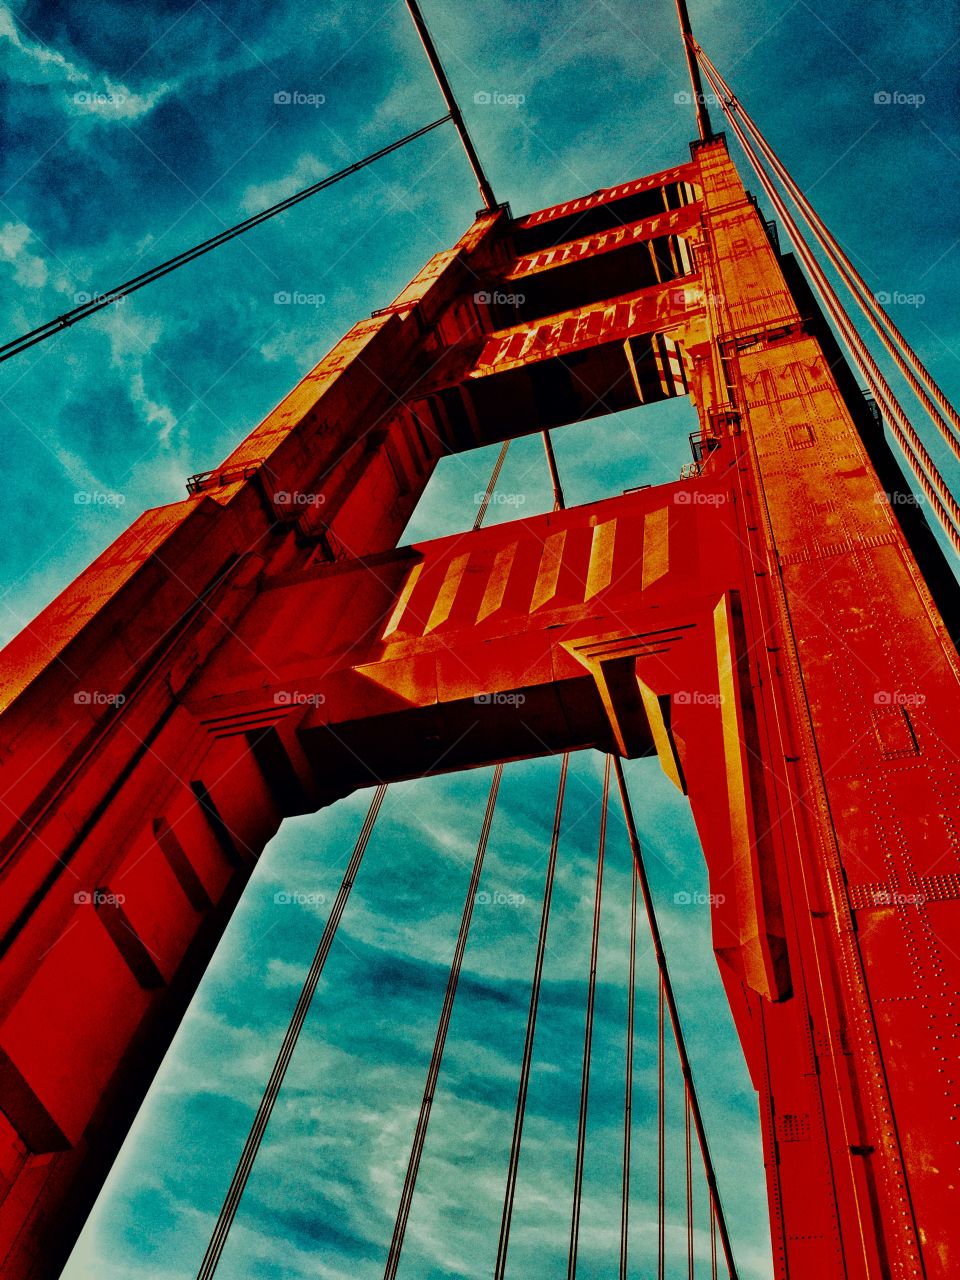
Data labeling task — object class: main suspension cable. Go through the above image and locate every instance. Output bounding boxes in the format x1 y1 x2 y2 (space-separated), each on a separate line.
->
612 757 739 1279
695 43 960 463
382 764 503 1278
196 783 388 1280
1 116 452 366
696 59 960 555
567 755 611 1278
696 58 960 555
494 752 570 1280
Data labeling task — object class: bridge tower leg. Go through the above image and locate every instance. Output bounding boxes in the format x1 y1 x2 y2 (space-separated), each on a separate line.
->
0 135 956 1278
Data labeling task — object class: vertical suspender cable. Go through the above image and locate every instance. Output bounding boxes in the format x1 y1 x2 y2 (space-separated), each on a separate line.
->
494 752 570 1280
199 435 512 1279
402 0 498 211
694 43 960 462
196 785 388 1280
686 1094 695 1280
619 818 639 1280
711 1205 719 1279
474 441 511 530
542 430 566 512
658 977 666 1280
567 755 611 1278
673 0 713 141
612 757 739 1280
382 765 503 1278
381 439 511 1272
377 433 513 1273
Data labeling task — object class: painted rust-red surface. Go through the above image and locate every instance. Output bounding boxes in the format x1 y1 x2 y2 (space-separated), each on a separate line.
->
0 137 956 1278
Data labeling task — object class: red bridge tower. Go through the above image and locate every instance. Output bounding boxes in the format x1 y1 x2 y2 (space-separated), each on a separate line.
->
0 134 957 1278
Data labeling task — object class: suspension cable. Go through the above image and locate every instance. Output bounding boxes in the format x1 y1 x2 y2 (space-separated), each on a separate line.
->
474 441 511 529
612 757 739 1279
695 43 960 462
383 764 503 1278
695 58 960 556
403 0 497 211
198 424 512 1277
658 976 666 1280
1 116 452 367
686 1092 695 1280
381 439 511 1273
619 808 638 1280
673 0 713 141
196 783 388 1280
494 751 570 1280
542 429 566 512
711 1204 719 1279
567 755 611 1278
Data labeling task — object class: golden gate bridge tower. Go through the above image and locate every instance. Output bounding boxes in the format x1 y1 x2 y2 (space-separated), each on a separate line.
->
0 2 958 1277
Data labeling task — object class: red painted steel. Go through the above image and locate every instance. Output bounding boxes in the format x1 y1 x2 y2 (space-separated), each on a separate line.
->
0 136 957 1278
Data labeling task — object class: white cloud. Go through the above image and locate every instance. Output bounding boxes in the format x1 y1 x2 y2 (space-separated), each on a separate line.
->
0 4 83 84
0 3 177 122
0 220 48 287
240 152 327 214
67 81 176 123
92 306 181 444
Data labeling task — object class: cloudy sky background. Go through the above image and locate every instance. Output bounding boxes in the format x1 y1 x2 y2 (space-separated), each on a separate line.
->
0 0 956 1275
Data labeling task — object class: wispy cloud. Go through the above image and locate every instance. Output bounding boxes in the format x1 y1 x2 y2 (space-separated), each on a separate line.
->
0 3 178 122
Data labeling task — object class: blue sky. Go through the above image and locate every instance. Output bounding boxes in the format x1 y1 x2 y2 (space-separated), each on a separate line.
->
0 0 956 1276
